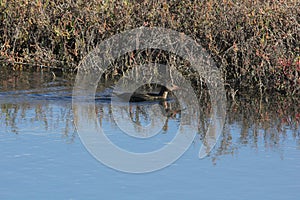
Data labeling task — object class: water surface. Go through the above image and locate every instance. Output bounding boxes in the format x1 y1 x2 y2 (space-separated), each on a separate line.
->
0 71 299 199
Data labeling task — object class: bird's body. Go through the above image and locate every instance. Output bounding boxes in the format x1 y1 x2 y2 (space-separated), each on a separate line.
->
114 84 179 102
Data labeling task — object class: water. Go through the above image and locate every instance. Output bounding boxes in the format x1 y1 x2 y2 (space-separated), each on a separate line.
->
0 71 299 199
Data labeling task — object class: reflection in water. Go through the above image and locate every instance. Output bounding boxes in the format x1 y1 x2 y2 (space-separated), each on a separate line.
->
0 71 299 162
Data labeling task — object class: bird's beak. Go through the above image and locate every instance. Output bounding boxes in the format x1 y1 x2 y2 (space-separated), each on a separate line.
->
169 84 181 91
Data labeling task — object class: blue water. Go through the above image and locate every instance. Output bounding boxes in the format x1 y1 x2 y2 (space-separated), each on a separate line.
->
0 75 299 199
0 101 299 200
1 127 299 200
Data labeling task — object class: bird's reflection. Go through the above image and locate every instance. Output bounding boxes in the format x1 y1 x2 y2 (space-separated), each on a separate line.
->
95 99 182 132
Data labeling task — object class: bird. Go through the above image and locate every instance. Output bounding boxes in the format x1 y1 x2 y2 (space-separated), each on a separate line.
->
113 84 180 102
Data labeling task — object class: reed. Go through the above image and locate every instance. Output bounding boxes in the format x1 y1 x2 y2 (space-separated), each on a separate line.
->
0 0 299 95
